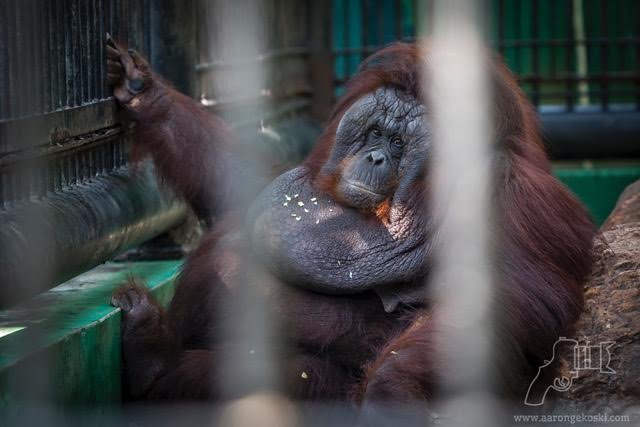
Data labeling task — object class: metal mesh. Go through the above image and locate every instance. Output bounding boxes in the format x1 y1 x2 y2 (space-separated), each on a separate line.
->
0 0 151 210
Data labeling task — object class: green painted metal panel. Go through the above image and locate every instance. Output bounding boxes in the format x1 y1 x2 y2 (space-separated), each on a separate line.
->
0 260 181 416
553 161 640 225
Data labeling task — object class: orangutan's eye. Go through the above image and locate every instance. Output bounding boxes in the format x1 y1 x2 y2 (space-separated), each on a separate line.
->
391 135 404 147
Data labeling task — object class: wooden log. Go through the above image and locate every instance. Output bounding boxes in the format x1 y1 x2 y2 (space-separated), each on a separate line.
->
554 179 640 415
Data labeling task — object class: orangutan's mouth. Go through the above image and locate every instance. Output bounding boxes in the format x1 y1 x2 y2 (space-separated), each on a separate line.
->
345 180 387 197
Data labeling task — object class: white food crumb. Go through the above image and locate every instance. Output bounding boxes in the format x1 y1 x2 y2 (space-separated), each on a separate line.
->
294 194 299 198
390 350 398 355
337 260 341 266
285 195 291 201
349 271 353 279
304 208 309 213
283 202 288 207
315 219 320 224
301 371 309 379
295 216 301 221
310 197 317 201
298 201 304 206
329 208 333 212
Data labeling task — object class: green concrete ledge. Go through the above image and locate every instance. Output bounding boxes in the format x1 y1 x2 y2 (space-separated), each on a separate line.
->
0 260 181 414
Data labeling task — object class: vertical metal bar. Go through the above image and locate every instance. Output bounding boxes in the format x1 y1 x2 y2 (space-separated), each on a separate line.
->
497 0 505 57
0 0 8 120
394 0 403 40
110 139 117 171
38 161 47 199
66 153 76 187
77 0 87 106
73 153 78 185
618 0 626 72
26 163 34 202
7 169 15 207
513 0 521 72
21 164 28 203
62 156 69 189
549 2 557 81
28 0 37 116
15 0 24 118
24 0 35 116
99 144 105 175
600 0 609 111
108 0 115 38
343 0 350 78
566 0 575 111
12 168 19 206
70 154 77 185
574 0 591 106
40 0 52 114
95 145 101 176
54 157 61 192
69 0 77 107
309 0 334 120
57 156 64 189
110 0 117 42
13 167 21 204
47 157 55 193
105 140 112 172
0 171 5 210
47 0 56 112
84 0 93 102
28 163 35 202
61 157 71 191
121 0 130 44
101 141 108 174
90 144 96 179
83 147 89 180
636 0 640 110
412 0 418 36
145 0 152 58
13 165 20 203
376 0 384 45
56 0 66 109
427 1 494 425
63 0 73 108
7 0 19 118
361 0 369 56
118 138 125 168
112 139 119 171
98 0 107 99
32 0 43 115
81 149 86 183
531 0 540 107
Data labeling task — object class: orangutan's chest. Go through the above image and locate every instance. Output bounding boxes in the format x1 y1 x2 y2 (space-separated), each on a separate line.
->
267 283 407 363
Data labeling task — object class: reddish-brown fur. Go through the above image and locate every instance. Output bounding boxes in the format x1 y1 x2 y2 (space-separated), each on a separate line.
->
109 41 595 413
